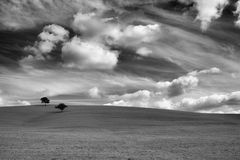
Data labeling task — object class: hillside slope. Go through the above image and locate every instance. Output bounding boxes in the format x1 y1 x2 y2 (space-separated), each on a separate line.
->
0 105 239 160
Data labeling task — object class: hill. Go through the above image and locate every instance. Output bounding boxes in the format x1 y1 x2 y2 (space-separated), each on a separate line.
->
0 105 239 160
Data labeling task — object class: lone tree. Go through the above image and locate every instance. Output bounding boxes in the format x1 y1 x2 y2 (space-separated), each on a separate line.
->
40 97 50 106
55 103 68 112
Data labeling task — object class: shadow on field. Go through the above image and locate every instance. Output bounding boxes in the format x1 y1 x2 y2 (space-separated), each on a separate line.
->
48 110 69 114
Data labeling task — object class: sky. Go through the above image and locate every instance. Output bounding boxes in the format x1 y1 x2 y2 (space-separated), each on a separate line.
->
0 0 240 113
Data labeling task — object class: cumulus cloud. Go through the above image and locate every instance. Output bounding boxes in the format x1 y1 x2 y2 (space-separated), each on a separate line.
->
105 67 225 111
106 24 161 45
179 0 228 31
71 12 107 37
177 91 240 112
105 89 240 113
88 87 101 98
157 75 199 97
195 0 228 31
105 90 174 109
61 36 119 70
39 25 70 42
156 68 222 97
122 24 161 42
136 47 153 56
24 24 69 60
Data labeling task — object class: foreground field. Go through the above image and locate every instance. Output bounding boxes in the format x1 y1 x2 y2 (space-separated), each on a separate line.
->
0 105 239 160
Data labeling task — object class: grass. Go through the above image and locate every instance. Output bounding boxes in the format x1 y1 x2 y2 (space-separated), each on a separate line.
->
0 105 239 160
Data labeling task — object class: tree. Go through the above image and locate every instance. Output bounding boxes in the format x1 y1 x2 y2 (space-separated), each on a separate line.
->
40 97 50 106
55 103 68 112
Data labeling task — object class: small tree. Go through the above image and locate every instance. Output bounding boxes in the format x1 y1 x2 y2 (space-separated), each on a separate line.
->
55 103 68 112
40 97 50 106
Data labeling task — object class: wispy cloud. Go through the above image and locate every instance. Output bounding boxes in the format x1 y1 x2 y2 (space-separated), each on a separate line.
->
0 0 107 30
1 0 240 114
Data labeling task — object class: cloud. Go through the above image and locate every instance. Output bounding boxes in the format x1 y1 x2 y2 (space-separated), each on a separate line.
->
0 97 3 106
179 0 228 31
195 0 228 31
188 67 221 76
136 47 153 56
105 90 174 109
234 0 240 27
88 87 101 98
71 12 107 37
0 0 235 32
105 99 131 106
106 24 161 45
157 75 199 97
122 24 161 42
106 90 152 108
105 67 226 111
0 66 157 107
156 68 222 97
24 24 69 60
105 89 240 113
0 0 107 30
0 94 30 107
39 24 70 42
61 36 119 70
177 91 240 112
17 100 31 106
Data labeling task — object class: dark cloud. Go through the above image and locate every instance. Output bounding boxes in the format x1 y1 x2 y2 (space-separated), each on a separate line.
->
114 47 186 81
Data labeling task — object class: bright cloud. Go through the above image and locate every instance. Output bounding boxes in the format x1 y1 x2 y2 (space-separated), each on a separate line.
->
106 89 240 113
188 67 221 76
136 47 153 56
0 97 3 106
194 0 228 31
106 24 161 45
177 91 240 112
106 90 152 107
105 90 174 109
122 24 161 42
72 12 106 37
61 36 119 70
17 100 31 106
157 75 199 97
234 0 240 27
24 24 69 60
179 0 229 31
88 87 101 98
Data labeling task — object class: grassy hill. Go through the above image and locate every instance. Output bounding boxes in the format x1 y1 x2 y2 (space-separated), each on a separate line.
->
0 105 239 160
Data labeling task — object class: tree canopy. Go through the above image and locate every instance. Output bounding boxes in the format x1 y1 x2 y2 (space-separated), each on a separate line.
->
55 103 68 112
40 97 50 106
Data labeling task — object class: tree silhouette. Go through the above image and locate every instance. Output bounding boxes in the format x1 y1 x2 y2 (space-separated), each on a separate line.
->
40 97 50 106
55 103 68 112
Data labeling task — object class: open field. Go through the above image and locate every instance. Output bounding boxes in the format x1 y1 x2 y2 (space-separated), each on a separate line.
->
0 105 239 160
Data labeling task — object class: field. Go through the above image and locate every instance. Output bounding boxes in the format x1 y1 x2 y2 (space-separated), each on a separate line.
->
0 105 239 160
